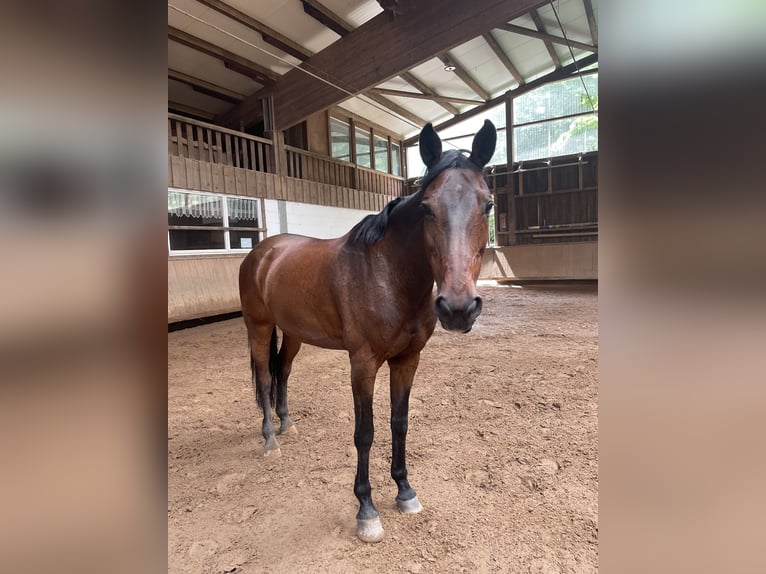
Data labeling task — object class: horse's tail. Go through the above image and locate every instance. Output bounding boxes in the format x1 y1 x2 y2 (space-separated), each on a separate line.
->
253 327 280 409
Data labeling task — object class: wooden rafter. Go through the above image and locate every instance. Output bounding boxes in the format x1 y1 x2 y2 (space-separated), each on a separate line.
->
530 10 561 68
168 26 279 85
438 54 491 101
583 0 598 45
168 101 216 121
196 0 312 61
220 0 545 130
404 53 598 145
300 0 353 37
361 92 426 128
369 87 482 106
400 72 460 116
498 23 597 53
482 32 525 86
169 69 245 104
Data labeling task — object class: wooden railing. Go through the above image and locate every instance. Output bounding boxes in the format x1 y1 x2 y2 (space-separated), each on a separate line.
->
285 145 406 197
169 115 407 203
284 145 356 189
168 113 274 173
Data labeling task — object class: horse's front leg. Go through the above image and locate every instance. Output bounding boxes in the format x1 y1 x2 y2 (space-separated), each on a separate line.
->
388 352 423 514
350 353 384 543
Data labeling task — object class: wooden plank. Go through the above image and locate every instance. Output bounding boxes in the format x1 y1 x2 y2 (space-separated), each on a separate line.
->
483 32 525 86
361 92 426 128
170 156 187 188
223 166 236 193
211 164 224 193
169 68 245 104
224 134 233 165
400 71 460 116
174 120 186 158
300 0 352 37
368 87 482 106
438 54 490 100
196 0 312 61
583 0 598 45
185 157 199 191
531 11 561 68
224 0 545 130
498 22 597 53
199 161 213 191
168 26 278 85
235 167 246 195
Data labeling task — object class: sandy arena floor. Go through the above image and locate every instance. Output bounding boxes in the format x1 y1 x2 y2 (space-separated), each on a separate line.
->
168 283 598 573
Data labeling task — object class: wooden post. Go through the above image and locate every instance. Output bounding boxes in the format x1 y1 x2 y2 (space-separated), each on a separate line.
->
505 93 516 245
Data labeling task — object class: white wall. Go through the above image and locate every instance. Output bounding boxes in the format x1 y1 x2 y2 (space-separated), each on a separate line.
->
263 199 375 239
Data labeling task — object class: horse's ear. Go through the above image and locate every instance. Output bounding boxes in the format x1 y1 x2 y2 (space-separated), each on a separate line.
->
419 123 442 169
469 120 497 168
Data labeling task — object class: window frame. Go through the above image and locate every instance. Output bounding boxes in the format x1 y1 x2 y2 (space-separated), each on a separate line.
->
167 188 266 256
329 114 404 176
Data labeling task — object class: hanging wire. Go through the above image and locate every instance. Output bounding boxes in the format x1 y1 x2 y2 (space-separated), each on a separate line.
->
549 0 598 116
168 2 462 142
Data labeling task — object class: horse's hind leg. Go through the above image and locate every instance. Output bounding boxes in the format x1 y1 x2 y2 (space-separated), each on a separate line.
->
246 320 281 457
276 332 301 435
388 352 423 514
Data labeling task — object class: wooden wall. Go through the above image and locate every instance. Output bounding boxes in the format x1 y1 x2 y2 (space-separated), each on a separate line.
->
480 243 597 280
168 156 391 212
168 255 246 322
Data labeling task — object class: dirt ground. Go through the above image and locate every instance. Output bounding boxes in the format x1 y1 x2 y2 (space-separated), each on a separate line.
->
168 283 598 574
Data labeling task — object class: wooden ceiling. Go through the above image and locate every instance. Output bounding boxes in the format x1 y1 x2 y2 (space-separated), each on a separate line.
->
168 0 598 137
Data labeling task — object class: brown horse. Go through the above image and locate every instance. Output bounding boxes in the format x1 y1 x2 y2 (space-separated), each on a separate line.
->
239 120 496 542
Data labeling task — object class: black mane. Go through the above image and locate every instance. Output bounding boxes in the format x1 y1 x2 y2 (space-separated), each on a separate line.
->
348 150 483 246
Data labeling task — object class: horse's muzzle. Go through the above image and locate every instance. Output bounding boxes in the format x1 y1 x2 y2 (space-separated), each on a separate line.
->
434 295 483 332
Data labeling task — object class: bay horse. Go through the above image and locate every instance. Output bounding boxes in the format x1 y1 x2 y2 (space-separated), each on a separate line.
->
239 120 496 542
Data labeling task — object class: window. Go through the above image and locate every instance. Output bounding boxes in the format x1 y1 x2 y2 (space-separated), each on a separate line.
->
330 118 351 162
168 189 264 254
406 105 507 177
513 73 598 161
374 135 389 173
355 127 371 168
391 143 401 177
331 116 403 175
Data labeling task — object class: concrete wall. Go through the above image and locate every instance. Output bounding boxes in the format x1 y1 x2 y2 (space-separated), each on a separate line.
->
480 242 597 281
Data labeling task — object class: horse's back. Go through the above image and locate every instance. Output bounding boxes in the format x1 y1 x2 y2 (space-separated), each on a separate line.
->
239 233 346 348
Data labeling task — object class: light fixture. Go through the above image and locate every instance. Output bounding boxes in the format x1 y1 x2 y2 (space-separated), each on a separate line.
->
443 58 456 72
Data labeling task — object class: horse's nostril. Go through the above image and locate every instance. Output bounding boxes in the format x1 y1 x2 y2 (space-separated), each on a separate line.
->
435 296 451 316
467 296 483 316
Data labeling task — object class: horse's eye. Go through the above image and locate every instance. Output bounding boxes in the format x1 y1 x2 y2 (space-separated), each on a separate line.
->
420 203 434 217
484 201 495 215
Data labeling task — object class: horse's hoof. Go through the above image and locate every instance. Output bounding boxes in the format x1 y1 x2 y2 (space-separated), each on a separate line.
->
262 447 281 458
396 495 423 514
356 517 384 543
279 424 298 436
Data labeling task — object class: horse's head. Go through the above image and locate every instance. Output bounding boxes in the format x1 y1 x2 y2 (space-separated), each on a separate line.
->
418 120 496 333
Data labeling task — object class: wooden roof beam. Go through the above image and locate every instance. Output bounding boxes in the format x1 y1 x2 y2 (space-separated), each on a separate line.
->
361 93 426 128
168 101 216 121
300 0 353 37
583 0 598 46
482 32 525 86
169 69 245 104
438 54 491 101
168 27 279 85
196 0 312 62
498 23 597 53
369 87 482 106
530 10 562 68
221 0 546 130
400 72 460 116
404 53 598 145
